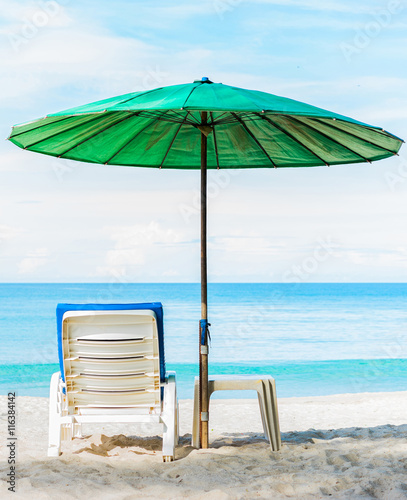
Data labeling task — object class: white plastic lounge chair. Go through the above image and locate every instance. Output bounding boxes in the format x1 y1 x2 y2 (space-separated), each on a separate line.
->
192 375 281 451
48 302 178 462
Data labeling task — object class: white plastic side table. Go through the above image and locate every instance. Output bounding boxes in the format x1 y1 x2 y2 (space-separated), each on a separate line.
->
192 375 281 451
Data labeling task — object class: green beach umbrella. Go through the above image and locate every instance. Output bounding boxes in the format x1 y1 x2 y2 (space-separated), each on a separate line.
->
8 77 403 449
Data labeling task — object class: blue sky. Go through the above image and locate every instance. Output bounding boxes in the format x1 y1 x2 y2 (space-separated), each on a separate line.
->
0 0 406 282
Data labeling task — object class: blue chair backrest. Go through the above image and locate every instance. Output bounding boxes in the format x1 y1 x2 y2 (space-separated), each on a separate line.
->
56 302 165 382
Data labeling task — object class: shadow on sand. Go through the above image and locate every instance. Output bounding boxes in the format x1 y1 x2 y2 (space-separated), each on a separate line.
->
72 423 407 458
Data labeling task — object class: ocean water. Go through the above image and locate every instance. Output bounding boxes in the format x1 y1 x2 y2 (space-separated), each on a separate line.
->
0 283 406 399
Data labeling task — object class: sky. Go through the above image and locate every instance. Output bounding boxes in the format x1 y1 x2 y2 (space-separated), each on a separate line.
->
0 0 406 283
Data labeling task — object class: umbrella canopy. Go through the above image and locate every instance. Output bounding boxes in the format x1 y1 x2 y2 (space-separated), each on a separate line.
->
9 78 402 168
8 78 404 450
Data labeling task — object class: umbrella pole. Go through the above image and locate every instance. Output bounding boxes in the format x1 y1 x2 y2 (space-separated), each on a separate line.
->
199 111 209 449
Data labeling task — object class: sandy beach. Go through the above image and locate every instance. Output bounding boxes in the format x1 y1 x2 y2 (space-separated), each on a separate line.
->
1 392 407 499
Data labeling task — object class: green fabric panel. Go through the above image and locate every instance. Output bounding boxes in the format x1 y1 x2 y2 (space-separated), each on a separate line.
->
50 91 146 115
185 84 262 112
209 111 234 124
113 84 199 111
210 85 367 123
50 83 200 115
9 114 103 149
27 113 130 156
206 133 219 168
160 124 218 168
159 123 201 167
315 118 402 154
244 118 325 166
61 114 154 164
111 119 177 166
270 115 363 164
209 122 269 166
293 116 397 160
11 114 74 136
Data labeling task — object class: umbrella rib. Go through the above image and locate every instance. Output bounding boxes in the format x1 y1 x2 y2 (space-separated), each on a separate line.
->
22 113 110 149
210 112 220 169
116 86 166 106
123 84 203 111
159 113 190 168
104 110 171 165
210 112 256 126
57 112 137 158
182 111 200 125
135 110 199 126
181 83 201 110
231 112 277 168
138 110 176 123
312 118 401 155
211 112 229 124
169 109 199 123
287 116 373 162
10 115 77 139
228 86 264 112
215 112 260 126
257 114 329 166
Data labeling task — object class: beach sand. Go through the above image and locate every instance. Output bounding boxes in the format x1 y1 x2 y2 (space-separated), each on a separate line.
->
1 392 407 499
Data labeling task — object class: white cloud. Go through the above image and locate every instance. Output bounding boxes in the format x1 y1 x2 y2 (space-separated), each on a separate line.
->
140 2 213 20
162 269 179 277
0 0 38 23
211 235 284 255
351 101 407 123
0 224 20 242
110 221 183 248
252 0 394 14
344 248 407 268
0 15 169 105
18 247 49 274
96 221 187 278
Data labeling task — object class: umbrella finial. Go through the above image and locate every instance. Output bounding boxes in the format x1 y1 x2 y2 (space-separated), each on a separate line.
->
193 77 213 83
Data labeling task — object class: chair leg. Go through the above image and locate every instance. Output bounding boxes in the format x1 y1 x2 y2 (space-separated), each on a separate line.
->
175 401 179 445
268 379 282 451
73 423 82 438
257 391 271 441
162 371 177 461
48 372 62 457
192 377 200 448
257 380 281 451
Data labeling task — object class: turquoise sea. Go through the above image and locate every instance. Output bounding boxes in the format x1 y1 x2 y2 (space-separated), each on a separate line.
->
0 283 406 399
